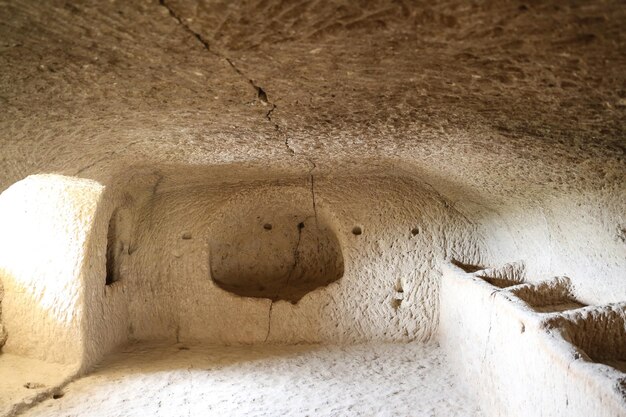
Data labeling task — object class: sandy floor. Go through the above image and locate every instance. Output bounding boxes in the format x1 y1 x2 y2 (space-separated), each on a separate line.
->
0 354 72 417
18 342 482 417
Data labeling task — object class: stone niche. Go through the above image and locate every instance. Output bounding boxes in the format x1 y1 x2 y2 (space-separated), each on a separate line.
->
209 198 344 303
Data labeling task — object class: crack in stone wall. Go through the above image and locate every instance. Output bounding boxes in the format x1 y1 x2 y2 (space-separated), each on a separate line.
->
158 0 281 135
263 179 318 341
308 160 319 228
284 223 305 291
264 301 273 342
264 219 304 342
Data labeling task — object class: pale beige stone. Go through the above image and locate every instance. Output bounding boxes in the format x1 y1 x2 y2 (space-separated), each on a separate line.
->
0 0 624 416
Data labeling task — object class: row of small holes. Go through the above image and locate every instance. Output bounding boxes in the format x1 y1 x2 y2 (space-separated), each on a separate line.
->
178 225 419 237
257 224 419 237
261 224 362 235
354 227 419 236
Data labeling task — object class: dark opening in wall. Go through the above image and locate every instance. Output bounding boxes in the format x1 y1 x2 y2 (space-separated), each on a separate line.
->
105 210 119 286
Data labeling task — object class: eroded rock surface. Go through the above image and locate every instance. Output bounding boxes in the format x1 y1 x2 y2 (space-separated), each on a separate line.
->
0 1 624 416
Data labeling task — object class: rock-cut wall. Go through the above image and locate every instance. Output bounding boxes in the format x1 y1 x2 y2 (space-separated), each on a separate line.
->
123 174 484 345
0 171 485 369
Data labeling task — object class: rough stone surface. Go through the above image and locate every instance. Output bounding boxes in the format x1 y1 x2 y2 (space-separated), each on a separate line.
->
0 0 624 416
124 175 481 345
440 262 626 417
207 187 344 303
0 175 104 365
19 342 483 417
0 354 71 417
0 0 623 305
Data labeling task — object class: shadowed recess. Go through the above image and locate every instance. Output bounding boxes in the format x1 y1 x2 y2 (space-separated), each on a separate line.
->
209 210 344 303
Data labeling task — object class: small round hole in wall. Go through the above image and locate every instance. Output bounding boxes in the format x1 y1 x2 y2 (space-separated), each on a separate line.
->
411 227 419 236
52 391 64 400
263 223 273 230
352 226 362 236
